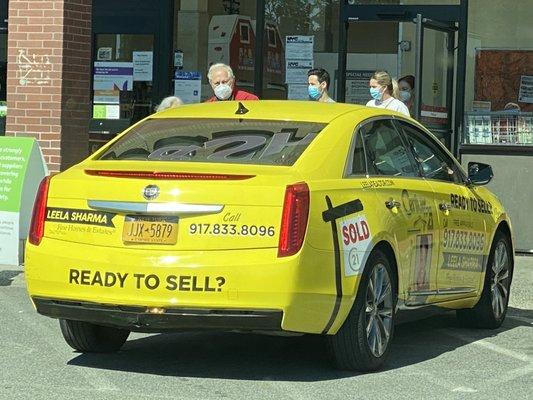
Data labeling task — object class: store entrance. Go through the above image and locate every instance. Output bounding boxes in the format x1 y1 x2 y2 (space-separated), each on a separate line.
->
89 0 173 151
337 1 468 152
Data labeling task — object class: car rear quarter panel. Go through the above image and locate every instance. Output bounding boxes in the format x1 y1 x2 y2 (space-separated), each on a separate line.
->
305 178 402 334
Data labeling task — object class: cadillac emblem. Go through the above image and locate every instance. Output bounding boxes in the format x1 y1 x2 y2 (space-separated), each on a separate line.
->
143 185 160 200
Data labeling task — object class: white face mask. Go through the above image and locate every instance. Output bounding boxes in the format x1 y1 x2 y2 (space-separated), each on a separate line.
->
214 84 233 100
400 90 411 102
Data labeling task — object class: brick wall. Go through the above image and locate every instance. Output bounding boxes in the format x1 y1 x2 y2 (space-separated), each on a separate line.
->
6 0 92 172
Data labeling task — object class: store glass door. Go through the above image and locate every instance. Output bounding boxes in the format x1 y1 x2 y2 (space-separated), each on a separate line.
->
90 0 173 152
337 1 468 153
413 15 458 148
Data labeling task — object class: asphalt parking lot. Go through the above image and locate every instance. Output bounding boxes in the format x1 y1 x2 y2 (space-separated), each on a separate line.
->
1 257 531 400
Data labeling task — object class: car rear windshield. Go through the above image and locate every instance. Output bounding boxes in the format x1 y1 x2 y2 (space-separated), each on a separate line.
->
98 118 326 166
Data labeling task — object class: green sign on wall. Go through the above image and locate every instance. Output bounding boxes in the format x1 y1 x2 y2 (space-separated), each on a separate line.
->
0 137 35 212
0 137 48 265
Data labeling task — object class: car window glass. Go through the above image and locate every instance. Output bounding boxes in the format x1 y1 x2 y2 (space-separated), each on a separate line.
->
349 130 366 175
97 118 326 166
361 119 418 177
396 120 463 183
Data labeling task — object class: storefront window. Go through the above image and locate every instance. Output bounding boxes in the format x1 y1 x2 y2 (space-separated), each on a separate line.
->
93 34 154 124
175 1 257 103
462 0 533 145
263 0 339 100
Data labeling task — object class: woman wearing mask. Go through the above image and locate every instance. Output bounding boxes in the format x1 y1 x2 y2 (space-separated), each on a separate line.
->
399 75 415 115
366 70 410 117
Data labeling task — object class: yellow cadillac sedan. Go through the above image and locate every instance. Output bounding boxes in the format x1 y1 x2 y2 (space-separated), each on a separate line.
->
25 101 514 371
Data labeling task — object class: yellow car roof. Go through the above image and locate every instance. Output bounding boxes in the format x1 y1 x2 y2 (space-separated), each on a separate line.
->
151 100 370 124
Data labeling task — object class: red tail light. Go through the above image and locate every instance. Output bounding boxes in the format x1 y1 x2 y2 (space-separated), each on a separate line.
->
29 176 50 246
278 182 310 257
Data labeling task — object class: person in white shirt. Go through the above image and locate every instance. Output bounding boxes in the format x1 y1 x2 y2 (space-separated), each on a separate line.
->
366 70 410 117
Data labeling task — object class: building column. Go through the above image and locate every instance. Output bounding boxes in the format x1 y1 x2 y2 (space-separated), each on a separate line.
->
177 0 208 77
6 0 92 172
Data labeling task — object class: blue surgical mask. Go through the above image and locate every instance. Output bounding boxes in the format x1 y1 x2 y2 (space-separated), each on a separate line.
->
400 90 411 102
370 87 382 101
308 85 322 100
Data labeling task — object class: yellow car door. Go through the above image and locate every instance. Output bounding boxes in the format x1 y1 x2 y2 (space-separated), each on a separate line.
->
358 118 440 306
396 119 485 302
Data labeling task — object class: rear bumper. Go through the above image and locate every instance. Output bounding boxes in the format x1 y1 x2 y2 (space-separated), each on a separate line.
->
25 238 344 334
32 297 283 333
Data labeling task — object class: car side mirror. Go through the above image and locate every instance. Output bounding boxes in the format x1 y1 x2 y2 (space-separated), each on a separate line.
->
468 162 493 186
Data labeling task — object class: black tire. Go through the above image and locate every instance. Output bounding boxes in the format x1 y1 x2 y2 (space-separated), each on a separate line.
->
59 319 130 352
327 249 397 371
456 231 513 329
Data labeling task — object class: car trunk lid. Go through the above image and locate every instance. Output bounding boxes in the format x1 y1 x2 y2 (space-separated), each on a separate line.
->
43 163 301 251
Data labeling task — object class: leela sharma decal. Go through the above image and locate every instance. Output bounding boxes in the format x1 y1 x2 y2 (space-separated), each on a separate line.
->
440 228 487 272
46 207 116 227
360 179 395 189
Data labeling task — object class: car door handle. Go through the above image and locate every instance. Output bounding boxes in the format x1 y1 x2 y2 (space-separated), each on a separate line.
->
385 200 401 210
439 202 452 211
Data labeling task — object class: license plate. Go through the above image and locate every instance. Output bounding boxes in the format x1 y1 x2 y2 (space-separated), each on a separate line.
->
122 216 178 244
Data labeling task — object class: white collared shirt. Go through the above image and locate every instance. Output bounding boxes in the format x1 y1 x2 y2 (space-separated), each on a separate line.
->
366 97 410 117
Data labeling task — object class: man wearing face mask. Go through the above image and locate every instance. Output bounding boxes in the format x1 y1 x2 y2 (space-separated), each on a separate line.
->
206 63 259 102
307 68 335 103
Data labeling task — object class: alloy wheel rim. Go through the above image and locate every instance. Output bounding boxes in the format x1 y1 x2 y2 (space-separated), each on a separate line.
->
365 263 393 357
491 241 510 319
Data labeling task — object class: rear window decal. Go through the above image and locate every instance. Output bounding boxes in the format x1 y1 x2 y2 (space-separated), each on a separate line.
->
98 119 325 166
